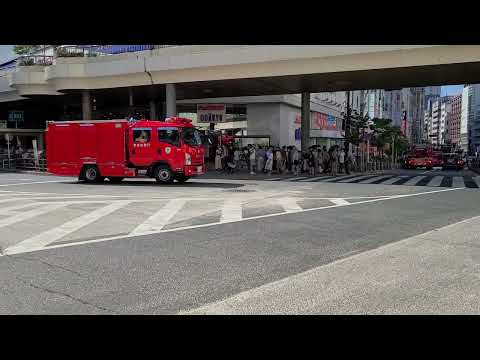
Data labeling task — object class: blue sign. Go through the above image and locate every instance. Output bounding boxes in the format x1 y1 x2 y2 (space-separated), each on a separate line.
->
295 128 301 140
327 114 336 127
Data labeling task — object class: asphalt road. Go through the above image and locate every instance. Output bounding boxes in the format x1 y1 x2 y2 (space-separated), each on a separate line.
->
1 167 480 314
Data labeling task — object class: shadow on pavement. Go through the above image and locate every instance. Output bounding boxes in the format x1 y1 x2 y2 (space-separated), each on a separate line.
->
71 181 245 189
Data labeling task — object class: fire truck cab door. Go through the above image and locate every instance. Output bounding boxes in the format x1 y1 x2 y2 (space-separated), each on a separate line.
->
130 127 155 166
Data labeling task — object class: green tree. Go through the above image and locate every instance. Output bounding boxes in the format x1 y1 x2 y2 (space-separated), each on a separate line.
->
13 45 40 55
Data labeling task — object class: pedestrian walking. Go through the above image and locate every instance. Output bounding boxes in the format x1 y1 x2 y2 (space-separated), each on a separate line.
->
215 147 223 171
292 146 300 176
281 146 287 174
308 148 316 176
302 151 309 173
233 147 240 168
265 147 274 174
275 147 283 174
339 148 346 174
249 144 256 174
256 146 265 173
330 146 338 176
321 146 329 173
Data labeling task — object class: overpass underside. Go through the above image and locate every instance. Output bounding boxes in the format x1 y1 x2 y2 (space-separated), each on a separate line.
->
174 62 480 99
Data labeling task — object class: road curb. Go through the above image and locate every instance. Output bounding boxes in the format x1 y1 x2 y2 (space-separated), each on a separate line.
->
0 169 53 176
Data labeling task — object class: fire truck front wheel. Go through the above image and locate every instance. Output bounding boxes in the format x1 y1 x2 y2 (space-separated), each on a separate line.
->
154 165 174 184
83 165 103 183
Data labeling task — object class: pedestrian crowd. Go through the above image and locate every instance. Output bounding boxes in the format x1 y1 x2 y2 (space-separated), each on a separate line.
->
214 143 354 176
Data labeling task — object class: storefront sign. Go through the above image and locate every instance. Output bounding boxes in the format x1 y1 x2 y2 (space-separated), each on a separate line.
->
197 104 226 123
311 112 338 130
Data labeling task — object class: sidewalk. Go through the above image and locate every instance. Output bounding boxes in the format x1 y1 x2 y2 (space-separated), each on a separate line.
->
182 214 480 314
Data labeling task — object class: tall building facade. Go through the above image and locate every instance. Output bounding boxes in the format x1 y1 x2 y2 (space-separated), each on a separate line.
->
446 94 462 146
460 84 480 153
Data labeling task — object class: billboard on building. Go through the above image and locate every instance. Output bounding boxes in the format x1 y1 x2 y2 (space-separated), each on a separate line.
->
197 104 226 123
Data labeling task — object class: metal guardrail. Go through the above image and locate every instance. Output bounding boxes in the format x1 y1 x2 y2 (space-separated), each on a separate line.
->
0 156 47 171
54 45 176 58
17 55 54 67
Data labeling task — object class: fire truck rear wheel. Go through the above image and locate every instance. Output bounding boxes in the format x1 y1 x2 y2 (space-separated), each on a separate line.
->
154 165 173 184
83 165 102 183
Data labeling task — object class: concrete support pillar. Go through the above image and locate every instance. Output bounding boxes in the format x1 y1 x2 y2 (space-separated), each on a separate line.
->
166 83 177 118
81 90 92 120
301 92 311 152
149 100 157 120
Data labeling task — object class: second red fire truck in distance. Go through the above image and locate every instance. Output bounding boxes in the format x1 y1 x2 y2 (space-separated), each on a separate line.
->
46 117 205 184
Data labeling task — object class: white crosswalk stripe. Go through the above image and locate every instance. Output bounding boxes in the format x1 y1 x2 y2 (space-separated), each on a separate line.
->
337 175 373 183
329 199 350 206
452 176 465 188
220 199 243 222
131 199 187 235
299 176 329 182
358 175 392 184
4 201 132 254
378 177 403 185
0 203 67 229
404 176 426 186
285 176 309 181
426 176 444 187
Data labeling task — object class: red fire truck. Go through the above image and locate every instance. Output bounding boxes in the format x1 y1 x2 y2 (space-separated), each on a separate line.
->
46 117 205 184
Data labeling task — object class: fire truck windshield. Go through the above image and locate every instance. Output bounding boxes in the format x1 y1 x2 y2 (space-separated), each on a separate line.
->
182 128 202 146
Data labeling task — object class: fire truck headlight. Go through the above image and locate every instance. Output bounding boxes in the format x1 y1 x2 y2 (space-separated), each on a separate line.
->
185 153 192 165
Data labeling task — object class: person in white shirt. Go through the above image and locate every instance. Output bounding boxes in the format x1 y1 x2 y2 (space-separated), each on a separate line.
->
249 145 256 174
233 147 240 168
339 148 346 174
265 147 274 174
292 146 300 176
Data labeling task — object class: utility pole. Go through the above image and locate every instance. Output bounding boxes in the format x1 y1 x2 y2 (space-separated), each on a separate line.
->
344 90 351 153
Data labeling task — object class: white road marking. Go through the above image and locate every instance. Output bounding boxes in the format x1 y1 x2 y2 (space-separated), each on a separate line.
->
337 175 372 183
380 177 402 185
358 175 392 184
3 187 464 256
130 199 187 235
178 213 480 315
0 202 42 215
277 197 302 212
264 178 281 181
0 180 69 187
329 199 350 206
285 177 309 181
404 176 426 186
426 176 444 187
321 175 356 182
452 176 465 188
4 200 132 255
299 176 329 182
220 199 243 222
0 203 67 229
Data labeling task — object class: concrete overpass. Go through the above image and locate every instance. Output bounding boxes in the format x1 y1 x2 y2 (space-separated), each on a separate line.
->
2 45 480 150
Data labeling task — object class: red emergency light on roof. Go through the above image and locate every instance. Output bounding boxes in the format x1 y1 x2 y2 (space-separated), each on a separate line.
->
166 117 192 124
